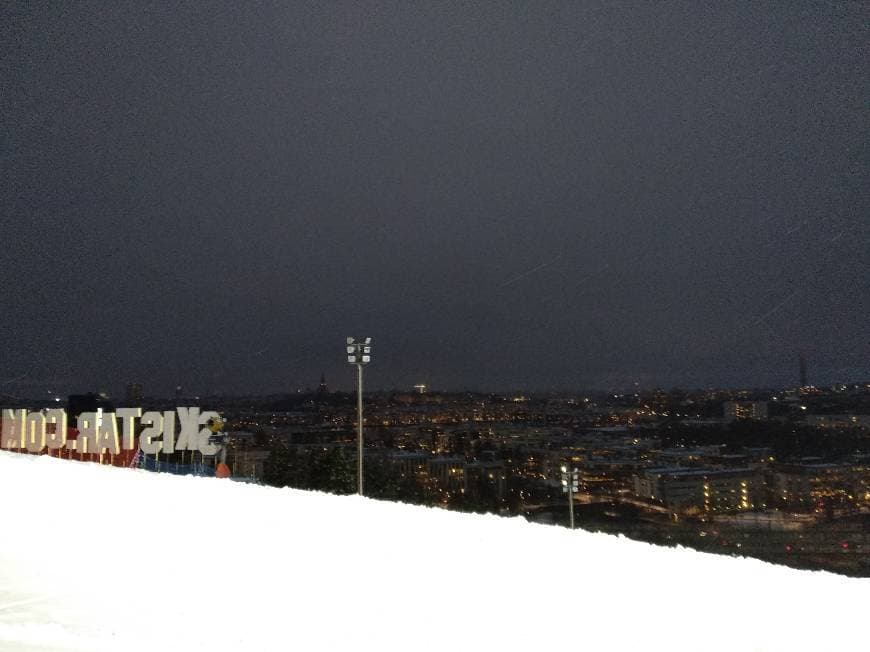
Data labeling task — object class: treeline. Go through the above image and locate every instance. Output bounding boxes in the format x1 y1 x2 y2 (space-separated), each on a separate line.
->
262 444 533 515
263 445 442 505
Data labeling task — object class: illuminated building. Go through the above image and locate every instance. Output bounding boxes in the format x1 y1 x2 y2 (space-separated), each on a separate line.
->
805 414 870 430
723 401 768 422
633 468 762 513
426 456 465 492
772 462 870 511
464 461 506 500
389 451 427 478
432 430 450 454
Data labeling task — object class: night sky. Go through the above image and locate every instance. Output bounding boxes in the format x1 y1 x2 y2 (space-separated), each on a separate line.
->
2 3 868 396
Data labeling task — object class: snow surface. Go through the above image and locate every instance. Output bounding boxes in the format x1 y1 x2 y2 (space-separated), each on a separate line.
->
1 451 867 652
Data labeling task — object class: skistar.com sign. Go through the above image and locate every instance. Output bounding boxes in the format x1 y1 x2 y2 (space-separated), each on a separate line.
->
1 407 222 455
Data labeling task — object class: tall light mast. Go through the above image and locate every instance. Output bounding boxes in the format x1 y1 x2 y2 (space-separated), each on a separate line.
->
561 465 579 529
346 337 372 495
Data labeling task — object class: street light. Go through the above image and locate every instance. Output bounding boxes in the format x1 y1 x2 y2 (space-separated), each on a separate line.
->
346 336 372 495
561 465 579 529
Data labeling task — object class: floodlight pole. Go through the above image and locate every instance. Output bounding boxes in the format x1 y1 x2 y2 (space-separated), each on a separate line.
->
347 336 371 497
567 475 575 530
561 465 578 530
356 361 364 496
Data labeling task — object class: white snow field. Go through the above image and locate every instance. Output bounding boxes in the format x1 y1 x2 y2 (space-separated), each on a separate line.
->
1 451 867 652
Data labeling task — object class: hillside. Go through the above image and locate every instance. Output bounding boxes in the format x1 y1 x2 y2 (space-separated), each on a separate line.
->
0 451 866 651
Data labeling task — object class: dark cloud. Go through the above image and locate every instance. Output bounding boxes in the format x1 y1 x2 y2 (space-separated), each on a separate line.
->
2 2 867 395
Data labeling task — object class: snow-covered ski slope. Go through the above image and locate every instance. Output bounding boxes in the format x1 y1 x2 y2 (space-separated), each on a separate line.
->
0 451 866 652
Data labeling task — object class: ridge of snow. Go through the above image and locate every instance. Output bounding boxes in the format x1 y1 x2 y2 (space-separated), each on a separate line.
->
0 451 866 652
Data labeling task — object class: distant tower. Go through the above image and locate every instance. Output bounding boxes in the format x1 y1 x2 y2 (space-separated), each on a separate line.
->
317 373 329 395
799 353 808 388
125 382 143 405
175 385 183 403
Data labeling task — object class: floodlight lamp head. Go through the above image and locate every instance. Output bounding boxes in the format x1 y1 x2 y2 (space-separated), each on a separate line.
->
347 337 355 345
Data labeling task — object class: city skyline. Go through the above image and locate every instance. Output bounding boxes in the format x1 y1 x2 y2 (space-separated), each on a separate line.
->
5 369 869 577
1 336 869 399
5 363 869 404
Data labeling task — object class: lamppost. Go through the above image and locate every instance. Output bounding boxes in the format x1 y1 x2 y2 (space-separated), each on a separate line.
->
346 337 372 495
561 465 579 529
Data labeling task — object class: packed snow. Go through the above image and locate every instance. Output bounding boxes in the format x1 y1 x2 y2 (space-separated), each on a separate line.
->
1 450 866 652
